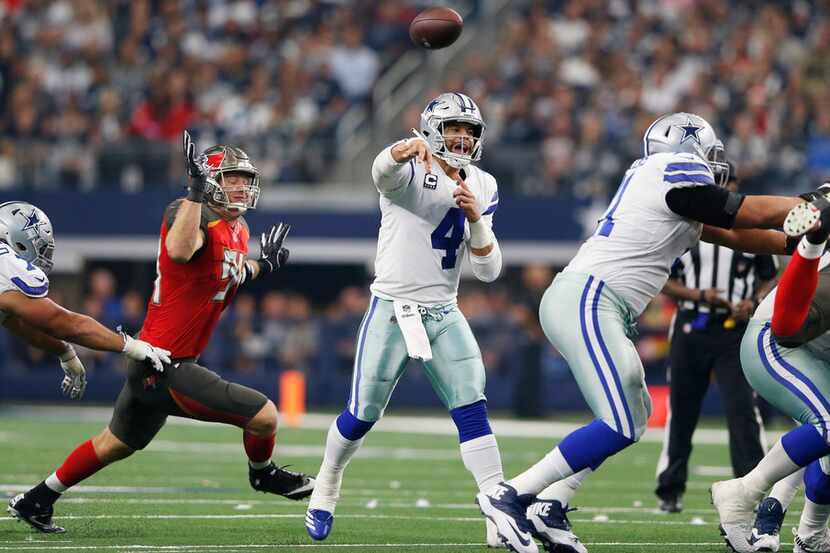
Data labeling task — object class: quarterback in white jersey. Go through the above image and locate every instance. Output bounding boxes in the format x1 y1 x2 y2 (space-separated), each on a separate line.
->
306 93 506 547
477 113 808 553
0 201 170 412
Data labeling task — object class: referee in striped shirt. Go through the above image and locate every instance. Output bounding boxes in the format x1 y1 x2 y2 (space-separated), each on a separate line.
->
654 162 779 513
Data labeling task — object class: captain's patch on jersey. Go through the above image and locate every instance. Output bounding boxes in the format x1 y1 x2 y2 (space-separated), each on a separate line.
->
423 173 438 190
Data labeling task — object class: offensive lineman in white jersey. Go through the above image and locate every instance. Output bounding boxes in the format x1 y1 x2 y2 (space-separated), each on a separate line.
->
305 93 506 546
476 113 811 553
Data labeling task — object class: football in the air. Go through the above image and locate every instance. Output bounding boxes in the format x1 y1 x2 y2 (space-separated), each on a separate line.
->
409 7 463 50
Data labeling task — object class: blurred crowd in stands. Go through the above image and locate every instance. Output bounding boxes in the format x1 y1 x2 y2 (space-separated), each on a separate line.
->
410 0 830 197
0 0 422 188
1 1 829 197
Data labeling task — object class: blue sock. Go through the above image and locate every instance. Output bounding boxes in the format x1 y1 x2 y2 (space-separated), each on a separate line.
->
558 419 634 471
335 410 374 441
781 424 830 467
805 460 830 505
450 400 492 443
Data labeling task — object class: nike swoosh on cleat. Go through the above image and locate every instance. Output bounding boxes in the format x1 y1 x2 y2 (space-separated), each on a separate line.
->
506 519 531 547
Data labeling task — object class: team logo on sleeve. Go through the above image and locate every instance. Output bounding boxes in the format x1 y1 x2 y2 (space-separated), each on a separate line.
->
423 173 438 190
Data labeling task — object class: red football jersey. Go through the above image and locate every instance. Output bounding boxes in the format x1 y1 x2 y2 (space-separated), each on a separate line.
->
139 200 249 358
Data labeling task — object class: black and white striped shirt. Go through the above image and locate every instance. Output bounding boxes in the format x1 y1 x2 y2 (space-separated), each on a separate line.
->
672 243 779 313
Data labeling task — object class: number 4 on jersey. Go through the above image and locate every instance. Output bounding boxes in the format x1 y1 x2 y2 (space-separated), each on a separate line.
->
431 208 465 269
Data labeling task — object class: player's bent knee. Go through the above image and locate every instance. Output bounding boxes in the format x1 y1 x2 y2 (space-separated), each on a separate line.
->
336 410 375 441
246 400 278 436
93 428 135 463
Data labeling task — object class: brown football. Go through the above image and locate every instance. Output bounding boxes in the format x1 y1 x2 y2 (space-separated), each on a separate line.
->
409 7 463 50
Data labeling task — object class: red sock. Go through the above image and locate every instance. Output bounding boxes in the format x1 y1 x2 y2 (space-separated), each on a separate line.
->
55 440 105 488
772 240 822 337
243 431 275 465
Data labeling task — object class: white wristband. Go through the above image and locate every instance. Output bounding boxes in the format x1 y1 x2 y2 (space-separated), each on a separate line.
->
469 218 493 249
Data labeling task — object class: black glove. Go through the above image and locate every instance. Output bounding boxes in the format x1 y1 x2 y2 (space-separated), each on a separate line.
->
258 223 291 274
182 130 209 203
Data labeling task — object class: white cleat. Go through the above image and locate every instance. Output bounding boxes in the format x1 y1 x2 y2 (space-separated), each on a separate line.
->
711 479 757 553
784 201 822 237
750 528 780 552
487 518 506 549
794 527 830 553
476 483 538 553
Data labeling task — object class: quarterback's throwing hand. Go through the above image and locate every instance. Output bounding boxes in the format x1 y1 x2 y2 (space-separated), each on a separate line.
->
453 178 481 222
59 346 87 400
391 132 433 173
121 335 172 373
259 223 291 274
182 130 209 203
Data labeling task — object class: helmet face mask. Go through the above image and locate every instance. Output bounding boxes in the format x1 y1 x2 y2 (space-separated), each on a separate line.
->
0 202 55 273
643 112 729 185
199 146 260 211
420 92 486 169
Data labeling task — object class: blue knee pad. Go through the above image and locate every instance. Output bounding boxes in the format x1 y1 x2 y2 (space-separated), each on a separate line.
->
781 424 830 467
805 460 830 505
450 400 492 443
558 419 634 472
336 410 375 441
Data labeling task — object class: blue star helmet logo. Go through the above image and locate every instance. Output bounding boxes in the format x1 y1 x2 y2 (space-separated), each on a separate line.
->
21 209 42 231
678 121 702 145
426 99 442 113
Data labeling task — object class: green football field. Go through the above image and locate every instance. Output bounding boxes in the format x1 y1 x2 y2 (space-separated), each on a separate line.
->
0 407 800 553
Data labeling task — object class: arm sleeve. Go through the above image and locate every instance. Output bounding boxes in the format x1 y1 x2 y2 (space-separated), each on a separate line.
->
665 185 746 228
469 230 502 282
371 144 416 198
468 177 502 282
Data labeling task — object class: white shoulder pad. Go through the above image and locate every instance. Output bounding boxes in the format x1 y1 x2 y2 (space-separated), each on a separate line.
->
662 152 715 189
0 247 49 298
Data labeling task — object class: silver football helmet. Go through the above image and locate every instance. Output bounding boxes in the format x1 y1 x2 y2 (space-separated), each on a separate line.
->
0 201 55 273
643 112 730 186
419 92 486 168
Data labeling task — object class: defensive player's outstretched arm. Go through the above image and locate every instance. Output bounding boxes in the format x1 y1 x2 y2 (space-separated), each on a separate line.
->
166 201 205 263
0 291 170 370
167 131 210 263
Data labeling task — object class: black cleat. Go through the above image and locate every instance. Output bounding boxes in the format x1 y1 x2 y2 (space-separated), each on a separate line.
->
658 495 683 514
249 463 315 500
7 493 65 534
